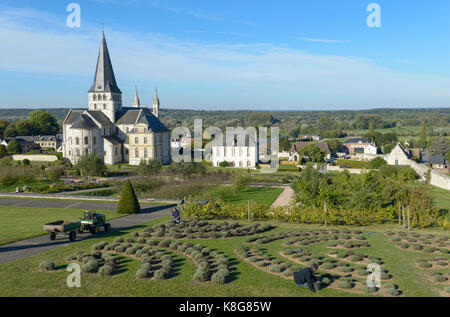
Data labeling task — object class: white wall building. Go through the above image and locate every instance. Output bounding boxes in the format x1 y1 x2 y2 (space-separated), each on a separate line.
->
211 131 258 168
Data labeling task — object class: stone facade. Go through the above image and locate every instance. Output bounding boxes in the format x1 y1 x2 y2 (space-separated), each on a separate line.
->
62 31 170 166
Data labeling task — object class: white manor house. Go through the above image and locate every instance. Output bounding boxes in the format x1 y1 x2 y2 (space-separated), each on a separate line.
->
62 31 171 165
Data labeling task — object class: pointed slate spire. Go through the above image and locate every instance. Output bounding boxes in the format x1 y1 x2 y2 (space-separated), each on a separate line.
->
133 86 140 107
89 30 122 93
152 86 159 118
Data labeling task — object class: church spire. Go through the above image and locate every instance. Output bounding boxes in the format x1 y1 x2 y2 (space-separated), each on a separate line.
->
89 30 121 94
152 86 159 118
133 86 140 108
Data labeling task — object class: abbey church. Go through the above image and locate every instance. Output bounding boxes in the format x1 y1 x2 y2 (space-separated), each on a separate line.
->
62 31 171 165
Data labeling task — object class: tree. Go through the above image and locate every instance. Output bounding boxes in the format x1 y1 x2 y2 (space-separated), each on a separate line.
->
28 110 60 135
0 120 9 137
427 137 450 156
417 121 427 149
326 139 341 153
117 180 140 214
46 166 64 181
445 151 450 162
369 157 387 169
279 137 291 152
15 120 34 136
298 144 325 162
76 153 106 178
0 145 6 158
138 159 162 176
7 139 22 154
3 123 17 137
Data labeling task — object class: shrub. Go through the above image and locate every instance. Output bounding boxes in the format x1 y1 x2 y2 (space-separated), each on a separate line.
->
98 265 114 276
87 259 100 269
39 260 55 271
193 270 208 282
136 268 148 279
117 180 140 214
283 269 293 277
82 263 97 273
445 286 450 293
125 247 137 255
338 280 352 289
257 261 266 267
283 248 293 255
363 285 377 293
357 269 370 276
423 247 434 253
418 262 432 268
437 261 448 266
338 266 353 273
321 262 335 270
434 275 448 282
217 269 230 277
270 265 282 273
380 272 390 280
115 246 126 253
211 272 226 284
114 237 124 243
321 277 331 284
387 288 399 296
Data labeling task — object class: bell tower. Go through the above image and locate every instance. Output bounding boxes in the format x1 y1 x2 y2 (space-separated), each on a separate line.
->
88 30 122 123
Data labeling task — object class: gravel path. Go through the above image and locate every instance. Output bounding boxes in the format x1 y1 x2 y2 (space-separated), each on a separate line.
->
270 186 294 208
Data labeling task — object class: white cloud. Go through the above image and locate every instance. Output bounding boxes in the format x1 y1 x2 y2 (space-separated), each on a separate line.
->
294 37 350 43
0 6 449 109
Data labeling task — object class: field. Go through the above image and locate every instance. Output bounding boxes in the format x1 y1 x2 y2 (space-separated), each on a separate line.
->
0 215 448 297
0 206 122 246
429 186 450 211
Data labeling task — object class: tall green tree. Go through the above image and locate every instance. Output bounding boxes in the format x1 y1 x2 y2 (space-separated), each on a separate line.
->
117 180 140 214
417 121 427 149
29 110 59 135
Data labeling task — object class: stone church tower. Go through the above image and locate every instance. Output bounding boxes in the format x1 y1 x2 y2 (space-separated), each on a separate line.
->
153 86 159 118
88 30 122 123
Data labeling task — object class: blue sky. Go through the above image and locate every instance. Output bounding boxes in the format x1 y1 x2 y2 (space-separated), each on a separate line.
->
0 0 450 110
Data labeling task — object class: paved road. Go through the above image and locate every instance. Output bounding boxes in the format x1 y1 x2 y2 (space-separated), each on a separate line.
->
0 201 175 265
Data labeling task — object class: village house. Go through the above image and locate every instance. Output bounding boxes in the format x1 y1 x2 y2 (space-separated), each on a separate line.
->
341 137 377 155
288 141 332 162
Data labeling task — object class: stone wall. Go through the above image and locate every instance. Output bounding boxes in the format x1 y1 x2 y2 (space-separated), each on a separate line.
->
406 159 450 190
10 154 58 162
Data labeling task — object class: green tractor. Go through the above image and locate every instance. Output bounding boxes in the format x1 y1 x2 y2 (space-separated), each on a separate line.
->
79 211 111 235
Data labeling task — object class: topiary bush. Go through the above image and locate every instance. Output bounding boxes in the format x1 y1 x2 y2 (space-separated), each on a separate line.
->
117 180 140 214
39 260 55 271
269 265 281 273
193 270 208 282
338 280 352 289
211 272 226 284
99 265 114 276
434 275 448 282
136 268 148 279
283 269 293 277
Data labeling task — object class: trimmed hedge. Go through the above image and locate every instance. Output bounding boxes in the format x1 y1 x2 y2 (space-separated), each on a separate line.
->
117 180 140 214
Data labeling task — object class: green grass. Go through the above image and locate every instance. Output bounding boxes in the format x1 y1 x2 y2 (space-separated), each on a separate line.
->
0 206 123 246
429 185 450 211
0 217 448 297
220 186 283 206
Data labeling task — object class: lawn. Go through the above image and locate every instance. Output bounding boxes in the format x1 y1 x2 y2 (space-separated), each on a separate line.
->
0 206 123 246
0 216 448 297
219 186 283 206
429 185 450 211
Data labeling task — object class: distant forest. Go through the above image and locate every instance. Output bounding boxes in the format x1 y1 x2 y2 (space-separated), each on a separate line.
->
0 107 449 139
